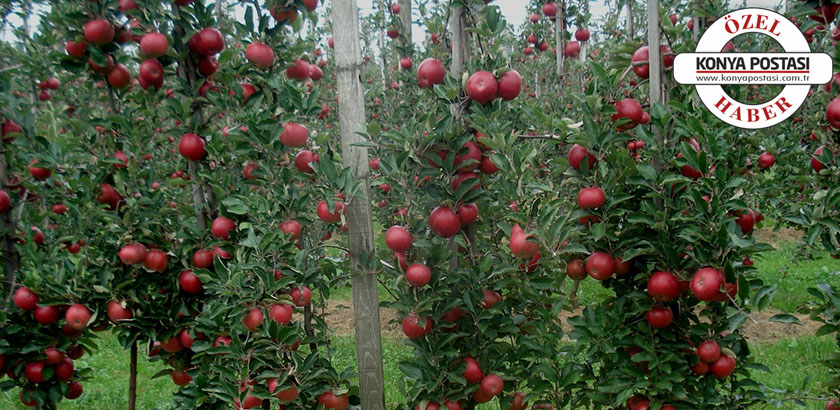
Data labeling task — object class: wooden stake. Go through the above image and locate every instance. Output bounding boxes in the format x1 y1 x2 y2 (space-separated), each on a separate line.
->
449 5 470 78
332 1 386 408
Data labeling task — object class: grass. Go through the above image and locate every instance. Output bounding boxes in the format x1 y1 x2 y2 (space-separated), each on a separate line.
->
1 242 839 409
751 335 836 410
751 243 840 313
0 332 176 410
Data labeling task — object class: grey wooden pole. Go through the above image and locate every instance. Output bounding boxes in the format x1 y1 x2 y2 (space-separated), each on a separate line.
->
398 0 412 51
626 1 634 38
648 0 663 114
556 3 564 76
449 5 469 77
332 1 386 409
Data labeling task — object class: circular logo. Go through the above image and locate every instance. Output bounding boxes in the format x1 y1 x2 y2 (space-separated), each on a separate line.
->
673 8 831 129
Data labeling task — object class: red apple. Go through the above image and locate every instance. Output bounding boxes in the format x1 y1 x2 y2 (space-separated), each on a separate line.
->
568 144 597 171
466 71 498 105
143 249 168 272
107 300 133 322
190 28 224 56
317 200 344 223
405 264 431 287
647 271 679 301
691 267 724 301
646 306 673 328
280 123 309 147
542 2 558 17
429 206 460 238
385 226 413 252
510 224 539 259
565 41 581 57
211 217 235 239
269 304 293 325
34 305 60 324
828 98 840 128
65 304 91 330
280 220 303 240
245 42 275 69
179 133 205 161
496 70 522 101
25 361 46 383
140 33 169 57
586 252 616 281
242 308 264 332
55 357 74 381
463 357 483 383
758 152 775 169
402 313 432 339
697 340 721 363
84 19 115 45
290 286 311 306
286 59 311 81
612 98 643 131
13 287 39 311
480 374 504 396
294 150 319 172
107 64 132 89
577 186 605 209
710 354 735 378
180 270 203 294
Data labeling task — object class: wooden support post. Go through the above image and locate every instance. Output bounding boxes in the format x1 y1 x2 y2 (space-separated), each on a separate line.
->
555 6 564 77
332 1 386 409
648 0 663 121
398 0 412 52
449 5 470 78
626 0 634 39
648 0 665 181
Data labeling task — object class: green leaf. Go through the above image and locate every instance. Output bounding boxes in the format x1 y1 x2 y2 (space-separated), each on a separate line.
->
769 314 802 325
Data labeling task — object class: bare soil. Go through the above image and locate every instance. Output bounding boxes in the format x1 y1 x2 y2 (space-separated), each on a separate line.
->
323 226 815 343
754 226 803 248
323 300 821 344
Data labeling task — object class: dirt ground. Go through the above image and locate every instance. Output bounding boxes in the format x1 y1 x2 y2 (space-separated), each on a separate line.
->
322 299 821 344
322 226 818 343
754 226 803 248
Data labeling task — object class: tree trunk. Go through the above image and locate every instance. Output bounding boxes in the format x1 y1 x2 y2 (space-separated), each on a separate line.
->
332 1 386 409
188 161 207 230
128 342 137 410
626 1 634 39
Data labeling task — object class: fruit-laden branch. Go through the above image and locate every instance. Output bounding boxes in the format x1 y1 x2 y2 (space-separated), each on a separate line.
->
332 0 386 408
515 134 565 141
172 4 213 230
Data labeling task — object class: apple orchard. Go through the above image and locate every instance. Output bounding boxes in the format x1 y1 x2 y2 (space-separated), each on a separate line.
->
0 0 838 409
